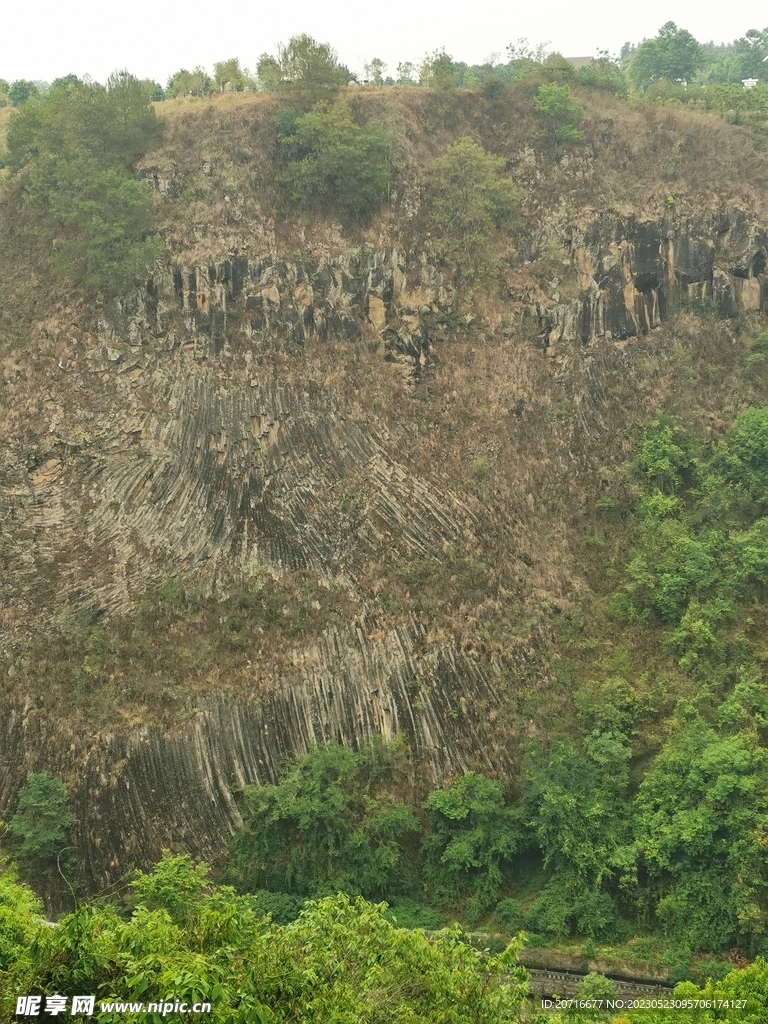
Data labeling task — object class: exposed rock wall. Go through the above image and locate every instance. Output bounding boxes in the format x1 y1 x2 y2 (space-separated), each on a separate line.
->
2 209 766 890
100 248 456 380
528 211 768 346
0 246 505 890
1 617 507 892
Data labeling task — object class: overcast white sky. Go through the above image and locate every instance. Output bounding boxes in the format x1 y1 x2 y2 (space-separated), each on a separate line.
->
3 0 764 86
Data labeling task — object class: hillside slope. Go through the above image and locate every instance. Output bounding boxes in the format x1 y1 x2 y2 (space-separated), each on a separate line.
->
1 83 767 895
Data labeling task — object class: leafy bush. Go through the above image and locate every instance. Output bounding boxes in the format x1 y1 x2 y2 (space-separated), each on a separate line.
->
424 137 519 286
278 101 391 218
7 773 73 880
384 898 446 930
130 851 210 925
577 58 628 95
492 897 523 931
5 70 162 296
524 878 619 941
0 865 46 975
226 741 419 900
423 772 519 922
251 890 305 924
534 83 584 142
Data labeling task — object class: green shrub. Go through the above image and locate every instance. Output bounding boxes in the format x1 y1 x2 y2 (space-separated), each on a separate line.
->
493 897 522 930
5 71 162 296
534 83 584 142
7 773 74 880
226 741 418 900
423 772 519 922
384 898 446 930
636 418 693 492
252 890 306 924
0 866 46 975
713 407 768 505
424 137 519 286
577 59 628 95
278 101 391 218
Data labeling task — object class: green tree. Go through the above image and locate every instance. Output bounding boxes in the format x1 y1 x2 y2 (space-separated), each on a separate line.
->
633 700 768 951
278 101 391 218
46 157 161 292
267 894 530 1023
5 71 162 295
166 67 212 97
7 773 73 879
257 34 350 94
364 58 387 86
424 137 519 286
701 29 768 84
423 772 519 921
50 74 82 93
396 62 417 85
636 417 693 492
2 852 530 1024
213 58 252 92
420 50 459 92
732 28 768 80
226 742 418 899
629 22 703 89
534 83 584 142
526 735 631 885
521 679 637 940
8 72 159 171
612 408 768 642
8 80 39 106
713 406 768 505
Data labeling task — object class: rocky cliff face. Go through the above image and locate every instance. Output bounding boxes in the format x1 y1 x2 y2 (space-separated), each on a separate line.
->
1 199 766 892
527 210 768 347
2 621 508 891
